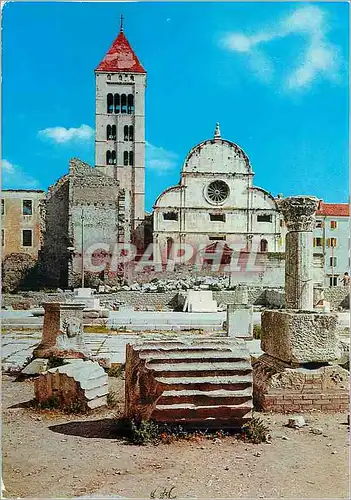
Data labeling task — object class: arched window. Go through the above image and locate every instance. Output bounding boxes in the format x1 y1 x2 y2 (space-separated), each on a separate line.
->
107 74 111 81
129 151 134 166
124 125 129 141
106 125 111 140
123 151 129 166
114 94 120 114
119 75 122 81
111 125 116 140
127 94 134 114
129 126 134 141
106 150 112 165
131 75 134 81
111 150 117 165
121 94 127 113
107 94 113 114
260 239 268 252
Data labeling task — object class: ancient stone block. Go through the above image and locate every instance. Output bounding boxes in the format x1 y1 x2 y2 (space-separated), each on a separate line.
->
253 354 349 413
73 288 101 309
125 338 253 429
21 358 49 375
261 310 342 364
34 360 108 410
227 304 253 339
183 290 217 312
33 302 89 359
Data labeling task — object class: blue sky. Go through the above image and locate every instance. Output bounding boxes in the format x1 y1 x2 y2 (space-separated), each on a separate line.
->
2 1 349 211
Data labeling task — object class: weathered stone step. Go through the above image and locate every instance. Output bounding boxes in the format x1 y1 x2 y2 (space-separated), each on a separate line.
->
146 361 252 378
159 389 252 406
153 402 253 422
146 355 248 365
133 340 246 351
140 350 249 362
155 375 252 392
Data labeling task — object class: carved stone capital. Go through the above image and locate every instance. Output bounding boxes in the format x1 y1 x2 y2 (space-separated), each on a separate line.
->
279 196 319 232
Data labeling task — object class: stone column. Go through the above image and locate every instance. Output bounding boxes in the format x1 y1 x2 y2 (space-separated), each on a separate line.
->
279 196 319 311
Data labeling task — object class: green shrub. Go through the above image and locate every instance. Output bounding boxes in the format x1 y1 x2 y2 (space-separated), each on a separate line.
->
253 324 261 339
241 417 270 444
107 390 118 407
108 364 125 378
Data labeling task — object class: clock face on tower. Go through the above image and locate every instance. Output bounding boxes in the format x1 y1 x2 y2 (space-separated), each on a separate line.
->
205 180 230 205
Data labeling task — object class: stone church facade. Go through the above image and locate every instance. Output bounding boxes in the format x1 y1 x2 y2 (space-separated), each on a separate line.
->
153 124 284 267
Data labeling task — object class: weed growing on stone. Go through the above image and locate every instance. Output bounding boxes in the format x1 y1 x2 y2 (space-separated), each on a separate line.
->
108 364 125 378
241 416 270 444
253 324 261 339
107 390 118 407
47 355 65 369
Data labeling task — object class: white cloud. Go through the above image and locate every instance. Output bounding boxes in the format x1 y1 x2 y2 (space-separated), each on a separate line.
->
146 141 178 173
2 159 41 189
221 4 342 91
38 124 94 144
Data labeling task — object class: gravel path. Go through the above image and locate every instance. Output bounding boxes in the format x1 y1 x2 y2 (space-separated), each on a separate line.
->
2 374 349 499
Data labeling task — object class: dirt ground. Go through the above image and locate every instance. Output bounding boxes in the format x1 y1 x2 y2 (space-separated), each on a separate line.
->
2 373 350 499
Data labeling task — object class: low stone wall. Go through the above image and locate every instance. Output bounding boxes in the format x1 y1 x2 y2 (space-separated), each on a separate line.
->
2 286 349 311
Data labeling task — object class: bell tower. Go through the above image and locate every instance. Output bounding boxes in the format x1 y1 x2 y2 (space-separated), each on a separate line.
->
95 17 146 250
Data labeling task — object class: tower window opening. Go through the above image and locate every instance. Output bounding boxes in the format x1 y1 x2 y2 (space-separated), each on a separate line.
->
114 94 120 114
111 150 117 165
131 75 134 81
127 94 134 114
107 93 113 114
124 125 129 141
121 94 127 113
129 151 134 166
129 126 134 141
123 151 129 166
111 125 116 140
106 125 112 140
106 151 112 165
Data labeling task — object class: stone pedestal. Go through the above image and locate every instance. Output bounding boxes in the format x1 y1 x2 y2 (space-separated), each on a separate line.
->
253 354 349 413
279 196 319 311
183 290 217 312
33 302 89 359
227 304 253 339
232 284 249 305
261 310 342 364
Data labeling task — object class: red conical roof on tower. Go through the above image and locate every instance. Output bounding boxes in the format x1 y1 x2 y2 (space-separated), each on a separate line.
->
95 20 146 73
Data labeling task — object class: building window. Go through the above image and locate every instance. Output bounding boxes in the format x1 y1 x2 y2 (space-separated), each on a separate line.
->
131 75 134 81
129 126 134 141
107 125 116 140
22 200 33 216
107 93 113 113
315 220 323 228
327 238 337 248
124 125 129 141
22 229 32 247
260 239 268 252
2 229 4 246
330 220 338 229
129 151 134 166
257 214 272 223
206 180 230 205
313 237 323 247
280 219 284 227
210 213 226 222
123 151 128 166
127 94 134 114
1 199 4 215
111 125 116 140
111 151 117 165
121 94 127 113
330 256 337 267
106 151 112 165
114 94 120 113
329 276 338 287
163 212 178 221
107 74 111 81
209 236 225 241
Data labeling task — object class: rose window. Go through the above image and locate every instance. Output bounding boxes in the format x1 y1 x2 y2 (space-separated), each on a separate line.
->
206 180 230 204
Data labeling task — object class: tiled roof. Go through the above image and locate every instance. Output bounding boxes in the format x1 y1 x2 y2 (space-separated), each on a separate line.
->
316 202 350 217
95 30 146 73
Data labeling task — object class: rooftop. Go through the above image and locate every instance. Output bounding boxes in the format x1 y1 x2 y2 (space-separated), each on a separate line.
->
95 29 146 73
316 202 350 217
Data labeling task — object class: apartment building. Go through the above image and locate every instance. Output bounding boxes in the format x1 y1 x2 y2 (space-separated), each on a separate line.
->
1 189 46 260
313 202 350 287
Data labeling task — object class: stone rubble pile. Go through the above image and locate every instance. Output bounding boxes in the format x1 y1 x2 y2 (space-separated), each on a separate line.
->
97 276 231 294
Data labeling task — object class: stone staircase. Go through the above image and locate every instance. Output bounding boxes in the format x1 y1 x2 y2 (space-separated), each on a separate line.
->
125 338 253 429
